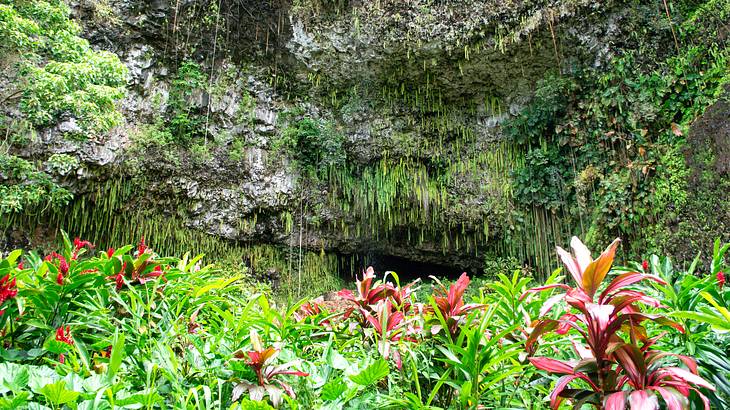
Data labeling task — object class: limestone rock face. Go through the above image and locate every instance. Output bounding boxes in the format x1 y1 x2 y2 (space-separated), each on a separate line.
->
4 0 713 274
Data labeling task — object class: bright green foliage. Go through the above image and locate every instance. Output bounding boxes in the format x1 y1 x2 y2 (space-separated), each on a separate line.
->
0 153 72 213
276 116 346 176
45 153 79 176
168 61 208 143
1 0 128 135
1 231 726 409
505 32 728 257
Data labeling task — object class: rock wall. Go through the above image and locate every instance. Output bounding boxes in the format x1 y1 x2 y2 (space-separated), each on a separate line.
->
2 0 727 290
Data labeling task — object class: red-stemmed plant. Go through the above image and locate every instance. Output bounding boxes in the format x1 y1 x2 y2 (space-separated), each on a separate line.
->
231 330 309 407
522 237 714 409
428 273 486 338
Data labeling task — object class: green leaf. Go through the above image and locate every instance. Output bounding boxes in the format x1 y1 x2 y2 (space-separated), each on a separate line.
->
0 392 30 410
194 275 242 297
5 250 23 266
0 363 29 393
321 378 347 401
106 330 125 382
350 359 389 386
39 380 80 406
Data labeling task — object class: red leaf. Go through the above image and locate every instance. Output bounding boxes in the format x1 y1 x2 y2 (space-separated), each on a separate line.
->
526 319 558 353
529 357 575 374
549 375 580 409
628 390 658 410
648 386 688 410
557 245 584 286
604 391 626 410
600 273 666 304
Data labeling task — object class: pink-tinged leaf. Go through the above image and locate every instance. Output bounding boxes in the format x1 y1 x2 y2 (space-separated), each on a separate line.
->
520 284 571 300
600 273 667 303
549 375 580 409
658 367 715 391
571 236 594 274
529 357 575 374
338 289 355 300
608 291 663 313
648 386 688 410
556 313 579 335
613 344 647 388
448 273 470 309
457 302 487 315
540 293 566 317
557 245 583 285
628 390 658 410
526 319 558 353
365 311 382 333
604 391 626 410
571 340 594 360
645 352 698 375
585 303 615 334
386 311 405 332
272 369 309 377
582 238 621 298
606 313 685 337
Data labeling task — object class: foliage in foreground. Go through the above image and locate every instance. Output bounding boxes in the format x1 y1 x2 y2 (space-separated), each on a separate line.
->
0 232 727 409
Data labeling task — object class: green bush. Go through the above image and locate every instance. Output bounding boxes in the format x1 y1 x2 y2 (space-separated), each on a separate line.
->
276 117 346 176
1 0 128 136
0 153 72 214
167 61 208 143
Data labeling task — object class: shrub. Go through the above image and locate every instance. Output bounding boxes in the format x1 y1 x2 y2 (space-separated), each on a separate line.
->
0 153 72 213
522 237 714 409
2 1 128 136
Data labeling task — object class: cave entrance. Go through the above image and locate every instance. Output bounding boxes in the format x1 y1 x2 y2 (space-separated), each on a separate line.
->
344 253 468 283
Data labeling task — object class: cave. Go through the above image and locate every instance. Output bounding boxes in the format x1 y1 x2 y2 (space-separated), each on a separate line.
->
343 252 472 283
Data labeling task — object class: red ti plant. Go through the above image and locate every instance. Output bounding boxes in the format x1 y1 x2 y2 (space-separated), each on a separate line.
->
106 239 166 290
338 267 396 320
428 273 486 338
362 299 415 369
231 330 308 407
522 237 714 409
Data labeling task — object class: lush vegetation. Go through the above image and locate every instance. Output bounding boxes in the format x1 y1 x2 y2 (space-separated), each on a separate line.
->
0 0 127 135
0 233 727 409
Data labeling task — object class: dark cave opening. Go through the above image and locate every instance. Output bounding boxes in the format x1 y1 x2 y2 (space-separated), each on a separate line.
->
340 252 471 283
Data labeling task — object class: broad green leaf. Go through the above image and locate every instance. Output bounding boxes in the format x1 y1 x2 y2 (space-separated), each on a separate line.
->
350 359 389 386
0 391 29 410
321 379 347 401
39 380 80 406
5 250 22 266
194 275 242 297
0 363 29 393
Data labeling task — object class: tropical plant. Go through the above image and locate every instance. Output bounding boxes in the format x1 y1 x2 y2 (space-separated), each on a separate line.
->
427 273 486 340
436 306 523 409
231 330 309 407
523 237 714 409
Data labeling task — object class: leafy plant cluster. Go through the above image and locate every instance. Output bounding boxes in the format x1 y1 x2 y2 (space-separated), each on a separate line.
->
505 30 728 253
167 61 209 144
1 230 727 409
275 114 347 177
0 0 128 135
0 153 72 214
